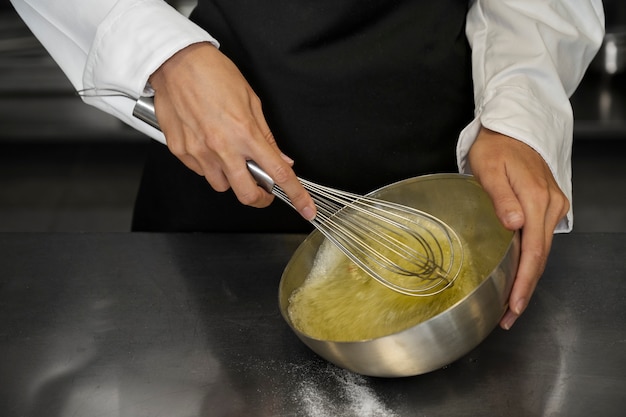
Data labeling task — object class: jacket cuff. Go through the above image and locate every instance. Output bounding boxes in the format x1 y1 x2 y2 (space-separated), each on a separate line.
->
457 86 573 233
83 0 218 97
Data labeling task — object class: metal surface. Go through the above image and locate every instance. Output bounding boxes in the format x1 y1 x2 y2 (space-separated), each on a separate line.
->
132 95 159 130
0 232 625 417
279 174 519 377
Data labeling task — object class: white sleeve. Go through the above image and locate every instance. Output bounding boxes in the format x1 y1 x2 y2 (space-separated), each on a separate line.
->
9 0 219 142
458 0 605 233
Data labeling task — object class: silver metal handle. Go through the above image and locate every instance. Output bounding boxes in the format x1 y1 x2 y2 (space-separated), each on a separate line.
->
245 160 275 194
132 96 160 130
132 96 276 194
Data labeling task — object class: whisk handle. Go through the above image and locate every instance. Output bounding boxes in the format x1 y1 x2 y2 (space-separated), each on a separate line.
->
133 96 160 130
245 161 275 194
132 96 277 195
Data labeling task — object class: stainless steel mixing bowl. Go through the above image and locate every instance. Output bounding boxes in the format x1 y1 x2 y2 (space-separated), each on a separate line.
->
278 174 520 377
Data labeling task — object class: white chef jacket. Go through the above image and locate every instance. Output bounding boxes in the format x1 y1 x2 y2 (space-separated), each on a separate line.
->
8 0 605 232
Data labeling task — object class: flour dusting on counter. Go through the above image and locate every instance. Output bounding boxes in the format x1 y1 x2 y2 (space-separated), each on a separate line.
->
295 364 397 417
240 357 397 416
298 379 338 417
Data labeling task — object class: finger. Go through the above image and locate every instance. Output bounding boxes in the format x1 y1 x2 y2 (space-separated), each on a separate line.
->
263 130 295 166
250 99 296 166
500 201 549 330
163 123 233 192
226 161 275 208
154 92 206 177
258 158 316 220
500 180 568 330
176 153 205 176
249 93 275 147
477 172 525 231
162 127 206 177
244 122 316 219
202 165 231 192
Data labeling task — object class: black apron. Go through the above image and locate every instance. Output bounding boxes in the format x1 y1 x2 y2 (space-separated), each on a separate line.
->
132 0 474 232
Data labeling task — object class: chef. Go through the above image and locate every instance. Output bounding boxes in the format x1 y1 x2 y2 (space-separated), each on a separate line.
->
9 0 604 330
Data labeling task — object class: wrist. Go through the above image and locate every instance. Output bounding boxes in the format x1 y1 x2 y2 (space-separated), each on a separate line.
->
149 41 218 88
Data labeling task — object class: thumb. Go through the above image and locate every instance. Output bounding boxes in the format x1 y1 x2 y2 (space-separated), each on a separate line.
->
479 175 525 231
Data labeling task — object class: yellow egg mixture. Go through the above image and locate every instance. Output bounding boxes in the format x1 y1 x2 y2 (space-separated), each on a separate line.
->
288 239 480 342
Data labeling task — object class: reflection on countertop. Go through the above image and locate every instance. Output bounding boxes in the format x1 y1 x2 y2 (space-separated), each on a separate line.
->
0 232 624 417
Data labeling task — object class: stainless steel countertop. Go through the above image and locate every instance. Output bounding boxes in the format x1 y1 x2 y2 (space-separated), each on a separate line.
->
0 232 624 416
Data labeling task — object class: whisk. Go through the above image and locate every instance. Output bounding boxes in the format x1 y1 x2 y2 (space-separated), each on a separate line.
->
133 96 463 296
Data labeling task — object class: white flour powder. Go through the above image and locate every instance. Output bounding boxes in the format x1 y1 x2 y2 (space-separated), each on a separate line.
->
242 358 398 416
294 364 397 417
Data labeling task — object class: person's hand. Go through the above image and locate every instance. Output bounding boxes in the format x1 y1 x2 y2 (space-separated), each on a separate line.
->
148 42 316 221
468 127 569 330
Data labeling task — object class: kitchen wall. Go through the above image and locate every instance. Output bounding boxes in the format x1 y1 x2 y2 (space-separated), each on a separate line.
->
1 1 625 232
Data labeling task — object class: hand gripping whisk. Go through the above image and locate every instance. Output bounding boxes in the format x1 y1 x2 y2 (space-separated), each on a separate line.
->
133 96 463 296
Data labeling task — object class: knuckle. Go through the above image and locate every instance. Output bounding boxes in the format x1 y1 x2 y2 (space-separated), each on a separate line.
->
207 176 230 192
529 246 546 262
494 194 519 209
166 137 187 157
553 189 570 216
531 183 551 204
264 131 277 146
289 188 310 206
249 92 263 108
523 243 548 268
213 184 230 193
183 139 203 156
230 118 257 140
560 196 571 216
237 188 262 206
271 163 294 185
186 161 205 176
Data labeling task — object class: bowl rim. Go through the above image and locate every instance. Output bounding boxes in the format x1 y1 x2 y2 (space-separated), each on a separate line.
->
279 173 519 345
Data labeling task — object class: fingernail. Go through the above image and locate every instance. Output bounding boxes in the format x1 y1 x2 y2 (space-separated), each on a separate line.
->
280 153 294 165
501 314 517 330
302 206 316 221
514 298 526 315
504 211 523 228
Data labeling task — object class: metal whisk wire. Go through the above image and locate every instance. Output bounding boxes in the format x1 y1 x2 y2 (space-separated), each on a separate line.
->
250 162 463 296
